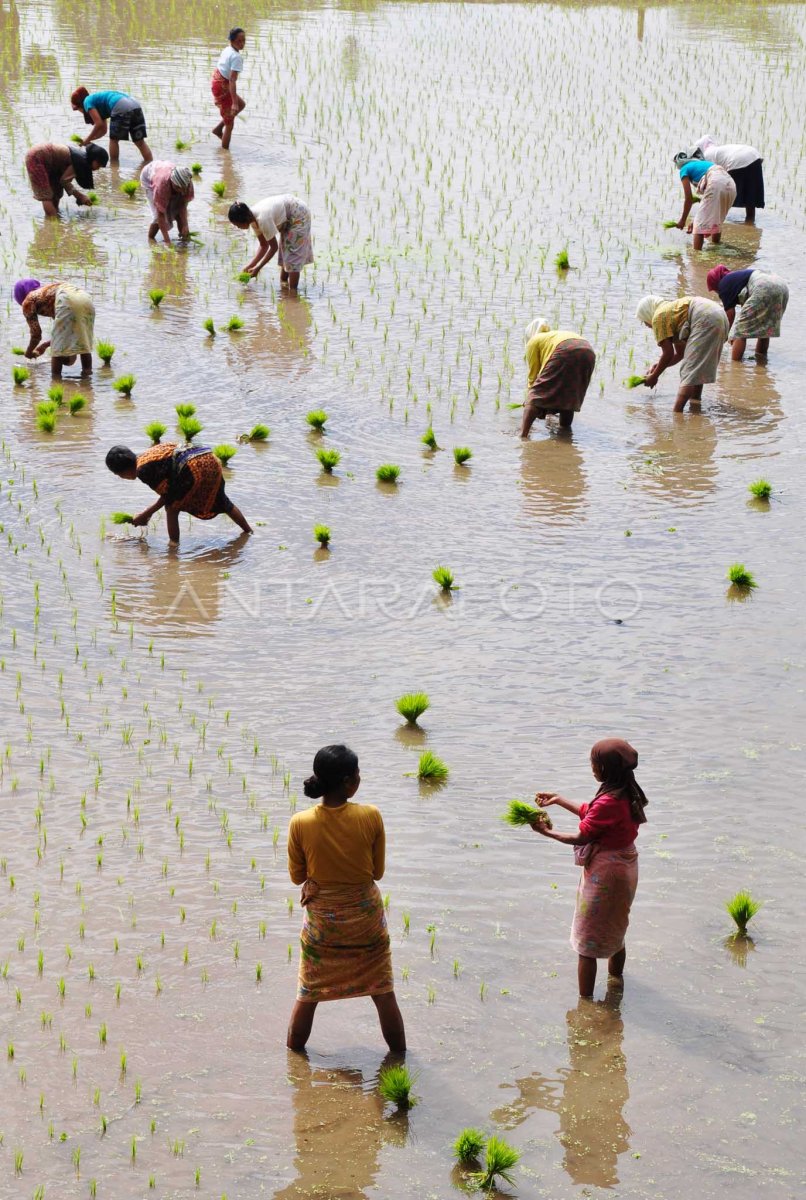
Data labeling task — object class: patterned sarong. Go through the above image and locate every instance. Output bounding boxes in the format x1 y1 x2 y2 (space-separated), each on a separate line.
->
527 338 595 414
211 69 236 120
51 285 95 357
570 845 638 959
297 882 393 1002
278 197 314 273
731 273 789 341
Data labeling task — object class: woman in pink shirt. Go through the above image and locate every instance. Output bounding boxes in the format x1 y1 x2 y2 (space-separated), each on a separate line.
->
531 739 649 999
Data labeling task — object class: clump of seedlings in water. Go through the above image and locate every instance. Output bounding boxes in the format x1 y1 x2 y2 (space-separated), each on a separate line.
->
69 395 86 415
112 375 135 396
378 1064 417 1109
306 409 328 432
175 402 196 419
432 565 455 591
662 218 678 229
236 272 252 284
313 524 331 547
96 342 115 366
240 423 270 443
48 385 64 405
502 799 552 829
191 162 202 175
453 1128 486 1165
224 315 244 332
727 563 757 590
144 421 166 444
179 417 203 443
422 426 439 450
395 692 429 725
470 1136 521 1192
11 345 25 354
12 366 30 386
37 410 56 434
148 289 166 308
213 445 237 466
175 137 190 150
555 247 570 270
748 479 772 500
316 448 341 474
203 318 215 336
111 513 135 525
212 181 227 198
377 463 400 483
120 180 139 197
416 750 449 783
726 890 761 934
453 447 472 465
625 375 646 388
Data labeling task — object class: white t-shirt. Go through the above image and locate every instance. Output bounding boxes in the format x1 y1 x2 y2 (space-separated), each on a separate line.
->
217 45 244 80
251 196 287 240
695 136 760 171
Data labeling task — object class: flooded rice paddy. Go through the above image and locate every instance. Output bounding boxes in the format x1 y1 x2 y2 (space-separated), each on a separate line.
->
1 0 806 1196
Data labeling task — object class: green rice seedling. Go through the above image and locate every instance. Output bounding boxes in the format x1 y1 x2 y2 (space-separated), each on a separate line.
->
203 317 215 336
212 181 227 197
432 565 455 591
306 409 328 431
224 315 244 332
112 375 135 396
316 448 341 473
144 421 166 444
148 289 166 308
555 248 570 270
213 444 238 466
470 1136 521 1192
417 751 449 783
178 416 203 443
38 400 58 416
663 219 678 229
502 799 552 829
395 692 429 725
236 272 252 284
378 1064 417 1109
87 191 99 205
70 133 83 144
240 423 269 443
748 479 772 500
453 447 473 465
14 1149 22 1174
111 513 134 525
48 385 64 405
376 463 401 483
11 345 25 354
727 563 757 589
313 524 331 547
69 395 86 415
120 180 139 197
175 402 196 418
191 162 202 175
255 962 263 982
96 341 114 365
12 366 30 386
175 137 189 150
453 1128 486 1164
625 375 646 388
421 426 439 450
37 412 56 433
726 891 761 934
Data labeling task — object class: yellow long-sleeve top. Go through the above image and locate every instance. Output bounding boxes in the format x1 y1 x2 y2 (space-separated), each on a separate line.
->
525 330 578 385
287 801 386 885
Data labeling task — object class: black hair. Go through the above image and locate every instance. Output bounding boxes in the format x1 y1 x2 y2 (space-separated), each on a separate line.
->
105 445 137 475
303 744 359 798
228 201 253 226
86 144 109 168
229 26 245 41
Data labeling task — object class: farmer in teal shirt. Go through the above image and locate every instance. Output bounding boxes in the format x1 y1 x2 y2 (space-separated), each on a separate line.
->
70 86 152 164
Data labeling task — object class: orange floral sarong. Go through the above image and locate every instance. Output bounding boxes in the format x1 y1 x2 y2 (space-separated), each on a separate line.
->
297 883 393 1002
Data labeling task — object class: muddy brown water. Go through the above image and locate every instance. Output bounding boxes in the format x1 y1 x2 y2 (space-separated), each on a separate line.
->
1 1 805 1196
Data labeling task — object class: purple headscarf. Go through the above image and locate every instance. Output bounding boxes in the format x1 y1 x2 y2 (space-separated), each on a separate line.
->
13 279 41 306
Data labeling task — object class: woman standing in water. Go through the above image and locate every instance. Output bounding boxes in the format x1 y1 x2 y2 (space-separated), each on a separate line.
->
24 142 108 217
706 265 789 362
530 739 648 999
212 27 247 150
286 745 406 1052
228 196 314 290
635 294 729 411
14 278 95 379
521 318 596 437
672 153 737 250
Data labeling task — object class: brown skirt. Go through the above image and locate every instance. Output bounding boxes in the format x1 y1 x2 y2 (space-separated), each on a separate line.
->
527 338 596 414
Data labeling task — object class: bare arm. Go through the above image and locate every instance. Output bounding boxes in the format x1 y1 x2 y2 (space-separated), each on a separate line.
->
243 223 270 271
24 312 43 357
132 495 168 527
157 212 173 245
536 792 582 816
249 234 278 276
82 108 108 146
532 826 593 847
677 176 694 230
644 337 677 387
724 306 736 330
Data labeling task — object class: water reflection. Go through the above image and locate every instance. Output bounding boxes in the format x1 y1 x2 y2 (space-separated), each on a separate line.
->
519 436 587 523
491 997 630 1188
629 404 718 500
28 217 105 272
274 1050 408 1199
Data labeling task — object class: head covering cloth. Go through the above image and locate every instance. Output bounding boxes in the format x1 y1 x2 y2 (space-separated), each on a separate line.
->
13 278 41 306
706 265 730 293
170 166 193 192
591 738 648 824
635 295 664 325
524 317 551 344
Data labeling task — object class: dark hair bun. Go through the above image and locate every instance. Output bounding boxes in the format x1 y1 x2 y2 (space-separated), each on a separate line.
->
303 774 324 799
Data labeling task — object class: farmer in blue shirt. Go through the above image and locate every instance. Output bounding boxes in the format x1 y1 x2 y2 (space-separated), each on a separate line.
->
71 86 152 164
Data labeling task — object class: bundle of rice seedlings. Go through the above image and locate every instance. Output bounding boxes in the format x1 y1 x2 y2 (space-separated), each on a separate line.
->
555 248 570 270
12 366 30 386
236 272 252 284
313 524 331 547
148 289 166 308
212 181 227 198
306 409 328 431
175 402 196 418
432 565 455 591
242 424 270 442
70 133 83 144
120 180 139 197
69 395 86 415
316 448 341 473
625 375 646 388
47 385 64 405
725 891 761 934
417 751 449 783
87 192 99 205
96 342 115 366
213 445 237 466
453 1128 486 1164
662 219 678 229
203 318 215 336
453 447 472 465
112 375 135 396
469 1136 521 1192
111 513 134 525
378 1064 417 1109
502 799 552 829
421 426 439 450
37 401 57 416
144 421 166 444
11 347 24 355
178 416 203 443
175 137 189 150
727 563 756 589
376 463 400 483
190 162 202 175
36 412 56 433
395 692 429 724
748 479 772 500
224 315 244 332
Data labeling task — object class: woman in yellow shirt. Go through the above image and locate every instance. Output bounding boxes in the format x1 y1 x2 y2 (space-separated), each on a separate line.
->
286 744 406 1052
521 318 596 437
635 294 729 412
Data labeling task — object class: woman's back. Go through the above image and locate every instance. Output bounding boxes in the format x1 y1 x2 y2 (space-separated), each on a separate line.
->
288 801 385 885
